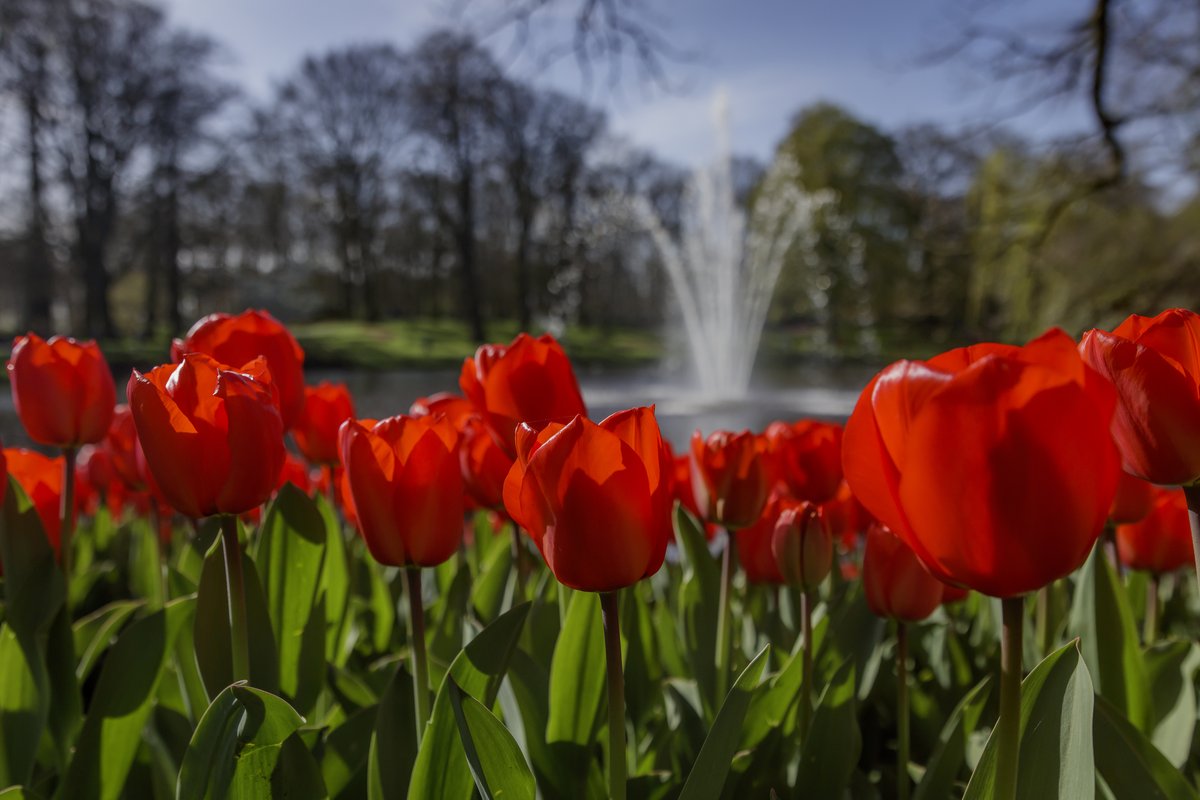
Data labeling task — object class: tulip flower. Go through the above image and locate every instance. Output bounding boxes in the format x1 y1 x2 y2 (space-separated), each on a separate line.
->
846 329 1118 800
410 392 476 429
502 407 671 592
4 448 65 553
736 494 787 585
821 480 871 554
339 413 465 743
459 333 587 458
863 521 945 800
293 382 355 466
690 427 770 698
8 333 117 603
8 334 116 449
1080 308 1200 591
764 420 844 503
130 353 286 681
129 354 285 519
503 405 670 800
172 309 306 429
459 414 512 510
690 429 770 530
1117 487 1191 642
771 501 830 741
277 453 313 494
1110 470 1154 524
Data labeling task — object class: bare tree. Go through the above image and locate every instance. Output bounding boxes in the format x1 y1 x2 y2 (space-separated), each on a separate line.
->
141 29 236 337
275 44 409 320
406 31 506 343
0 0 57 332
54 0 167 337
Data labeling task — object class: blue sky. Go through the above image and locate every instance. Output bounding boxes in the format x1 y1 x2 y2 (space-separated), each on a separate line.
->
160 0 1094 167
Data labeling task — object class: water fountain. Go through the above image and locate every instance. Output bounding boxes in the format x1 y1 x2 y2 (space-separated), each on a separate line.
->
631 92 829 400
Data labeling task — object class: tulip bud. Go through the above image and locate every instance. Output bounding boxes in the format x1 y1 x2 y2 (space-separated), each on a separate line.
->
690 429 770 530
771 502 832 591
863 523 944 622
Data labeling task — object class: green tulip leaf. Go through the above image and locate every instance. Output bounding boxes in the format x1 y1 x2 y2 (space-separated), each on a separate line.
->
796 657 860 798
1144 640 1200 768
913 677 992 800
1093 694 1199 800
964 640 1095 800
447 676 535 800
546 590 606 747
367 662 417 800
60 597 194 800
679 645 771 800
72 599 144 682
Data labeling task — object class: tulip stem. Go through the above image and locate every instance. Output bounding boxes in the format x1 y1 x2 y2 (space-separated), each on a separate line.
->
1144 573 1160 644
996 596 1024 800
714 528 737 699
798 586 814 744
220 515 250 683
896 621 910 800
510 525 527 600
1035 585 1051 657
600 590 626 800
1103 521 1125 582
403 566 431 744
323 465 337 508
1184 484 1200 593
60 447 77 615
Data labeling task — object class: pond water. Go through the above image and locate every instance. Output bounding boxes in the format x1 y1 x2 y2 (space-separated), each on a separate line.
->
0 361 877 452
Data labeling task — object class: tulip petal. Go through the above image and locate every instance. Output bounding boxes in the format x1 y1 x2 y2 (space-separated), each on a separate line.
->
215 371 286 514
128 371 210 518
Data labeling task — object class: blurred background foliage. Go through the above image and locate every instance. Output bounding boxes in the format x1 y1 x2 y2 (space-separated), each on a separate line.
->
0 0 1197 367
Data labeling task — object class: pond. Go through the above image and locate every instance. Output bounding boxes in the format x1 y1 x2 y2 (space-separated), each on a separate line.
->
0 361 877 452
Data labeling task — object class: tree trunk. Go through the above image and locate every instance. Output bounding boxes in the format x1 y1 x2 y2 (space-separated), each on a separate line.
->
22 81 53 333
456 167 486 343
163 159 183 336
516 206 534 331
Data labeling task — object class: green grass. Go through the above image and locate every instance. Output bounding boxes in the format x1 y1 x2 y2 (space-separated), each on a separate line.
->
0 318 665 373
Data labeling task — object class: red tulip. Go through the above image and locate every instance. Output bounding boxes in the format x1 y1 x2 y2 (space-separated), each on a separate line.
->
277 453 313 494
8 334 116 448
940 583 969 605
172 309 306 429
736 493 788 584
294 382 355 465
821 480 871 552
772 502 832 590
129 354 286 518
460 415 513 509
1110 470 1154 524
863 523 945 622
843 329 1119 598
411 392 476 430
764 420 844 503
339 414 464 568
1117 487 1193 575
690 430 770 529
503 406 672 592
1079 309 1200 486
102 405 144 491
5 448 64 551
459 333 587 458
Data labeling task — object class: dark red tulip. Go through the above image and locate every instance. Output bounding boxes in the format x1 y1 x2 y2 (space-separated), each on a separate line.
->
294 382 355 465
102 405 144 492
821 480 871 552
1109 470 1154 524
8 333 115 448
844 329 1119 598
736 493 788 584
690 429 770 530
5 448 64 551
1080 309 1200 486
1117 487 1193 575
172 309 306 429
129 354 286 518
460 415 512 510
764 420 844 503
772 502 832 591
339 414 464 568
863 523 945 622
940 583 969 605
277 453 313 494
503 407 672 592
459 333 587 458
